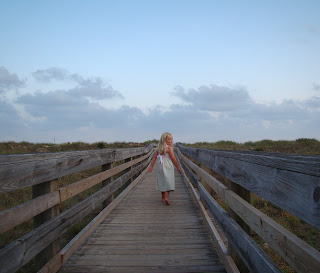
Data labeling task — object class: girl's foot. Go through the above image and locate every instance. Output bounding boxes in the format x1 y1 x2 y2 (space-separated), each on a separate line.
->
165 199 170 205
161 192 165 202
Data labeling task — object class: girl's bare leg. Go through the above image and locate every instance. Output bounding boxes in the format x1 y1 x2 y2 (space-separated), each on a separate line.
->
164 191 170 205
161 192 165 202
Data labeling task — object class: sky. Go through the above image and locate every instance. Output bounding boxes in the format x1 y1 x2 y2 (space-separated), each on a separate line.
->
0 0 319 144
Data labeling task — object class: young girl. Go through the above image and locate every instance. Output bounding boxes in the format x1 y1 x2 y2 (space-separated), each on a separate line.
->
148 132 182 205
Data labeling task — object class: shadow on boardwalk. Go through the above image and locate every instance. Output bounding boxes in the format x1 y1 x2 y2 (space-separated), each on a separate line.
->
60 160 226 273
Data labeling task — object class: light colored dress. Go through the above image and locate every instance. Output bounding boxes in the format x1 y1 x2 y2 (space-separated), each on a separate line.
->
156 153 175 192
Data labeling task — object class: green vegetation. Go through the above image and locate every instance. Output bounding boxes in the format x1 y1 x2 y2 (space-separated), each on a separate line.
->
0 140 154 155
184 138 320 155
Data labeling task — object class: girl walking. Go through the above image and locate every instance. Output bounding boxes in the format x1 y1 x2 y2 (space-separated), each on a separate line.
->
148 132 182 205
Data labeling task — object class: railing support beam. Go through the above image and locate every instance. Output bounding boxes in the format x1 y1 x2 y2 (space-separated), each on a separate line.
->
32 179 60 266
228 181 251 273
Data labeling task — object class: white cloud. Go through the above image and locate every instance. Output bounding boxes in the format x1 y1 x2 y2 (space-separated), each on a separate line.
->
172 85 252 111
32 67 123 100
0 67 25 93
1 67 319 143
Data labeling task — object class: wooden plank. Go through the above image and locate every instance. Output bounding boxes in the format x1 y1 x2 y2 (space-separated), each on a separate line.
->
179 160 240 273
0 151 153 233
198 182 281 273
0 161 149 273
38 168 149 273
178 151 227 199
59 150 152 201
181 150 320 273
61 168 148 265
0 144 153 193
0 191 60 234
61 264 226 273
225 190 320 273
176 143 320 176
59 158 226 273
177 144 320 229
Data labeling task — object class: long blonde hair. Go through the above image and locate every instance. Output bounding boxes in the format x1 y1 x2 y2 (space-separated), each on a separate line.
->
158 132 171 155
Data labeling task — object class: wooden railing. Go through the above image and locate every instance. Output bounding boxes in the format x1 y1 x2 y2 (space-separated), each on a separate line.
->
0 144 155 273
175 143 320 273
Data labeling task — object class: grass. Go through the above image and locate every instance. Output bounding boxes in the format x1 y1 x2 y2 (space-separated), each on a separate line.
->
186 138 320 155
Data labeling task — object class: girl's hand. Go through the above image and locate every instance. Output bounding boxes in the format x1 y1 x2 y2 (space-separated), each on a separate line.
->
178 167 182 173
148 166 153 173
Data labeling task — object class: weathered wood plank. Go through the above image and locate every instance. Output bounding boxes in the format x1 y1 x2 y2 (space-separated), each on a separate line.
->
60 168 148 265
176 143 320 176
0 144 153 193
61 264 227 273
178 156 240 273
225 190 320 273
59 158 226 273
177 144 320 228
0 161 149 273
0 191 60 234
198 182 281 273
0 151 153 234
59 149 153 201
180 150 320 273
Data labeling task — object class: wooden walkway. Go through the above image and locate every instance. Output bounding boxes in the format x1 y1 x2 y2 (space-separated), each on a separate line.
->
59 160 226 273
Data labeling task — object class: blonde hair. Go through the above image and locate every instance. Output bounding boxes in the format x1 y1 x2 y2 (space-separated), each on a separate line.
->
158 132 171 154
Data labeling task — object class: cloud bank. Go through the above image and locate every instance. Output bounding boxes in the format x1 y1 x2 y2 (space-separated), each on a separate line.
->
1 66 319 143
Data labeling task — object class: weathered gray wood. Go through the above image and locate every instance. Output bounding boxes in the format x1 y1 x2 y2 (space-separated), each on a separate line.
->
0 160 149 273
102 162 113 208
198 182 281 273
33 179 61 267
39 167 149 273
179 150 320 273
0 191 60 234
59 159 226 273
176 144 320 228
178 155 240 273
0 144 153 193
0 150 154 233
176 143 320 176
59 150 153 201
225 190 320 273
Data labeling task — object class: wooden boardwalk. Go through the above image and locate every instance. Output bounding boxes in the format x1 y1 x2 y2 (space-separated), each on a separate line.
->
59 160 226 273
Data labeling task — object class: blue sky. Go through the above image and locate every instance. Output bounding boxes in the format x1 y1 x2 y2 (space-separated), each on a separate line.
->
1 0 319 143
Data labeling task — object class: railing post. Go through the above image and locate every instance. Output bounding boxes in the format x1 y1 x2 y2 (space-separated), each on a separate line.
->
228 181 251 273
125 157 133 183
102 162 114 208
32 179 60 266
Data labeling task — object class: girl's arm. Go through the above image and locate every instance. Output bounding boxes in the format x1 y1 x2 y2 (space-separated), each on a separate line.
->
168 146 182 173
148 149 159 172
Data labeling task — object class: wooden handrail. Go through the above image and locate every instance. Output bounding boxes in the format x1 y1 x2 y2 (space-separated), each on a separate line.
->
176 145 320 273
0 145 153 193
176 143 320 229
0 144 155 273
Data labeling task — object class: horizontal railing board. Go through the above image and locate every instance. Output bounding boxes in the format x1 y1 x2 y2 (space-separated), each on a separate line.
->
59 149 153 202
0 191 60 234
198 182 281 273
176 143 320 177
176 144 320 228
176 152 240 273
0 160 149 273
179 150 320 273
0 150 154 234
0 145 153 193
